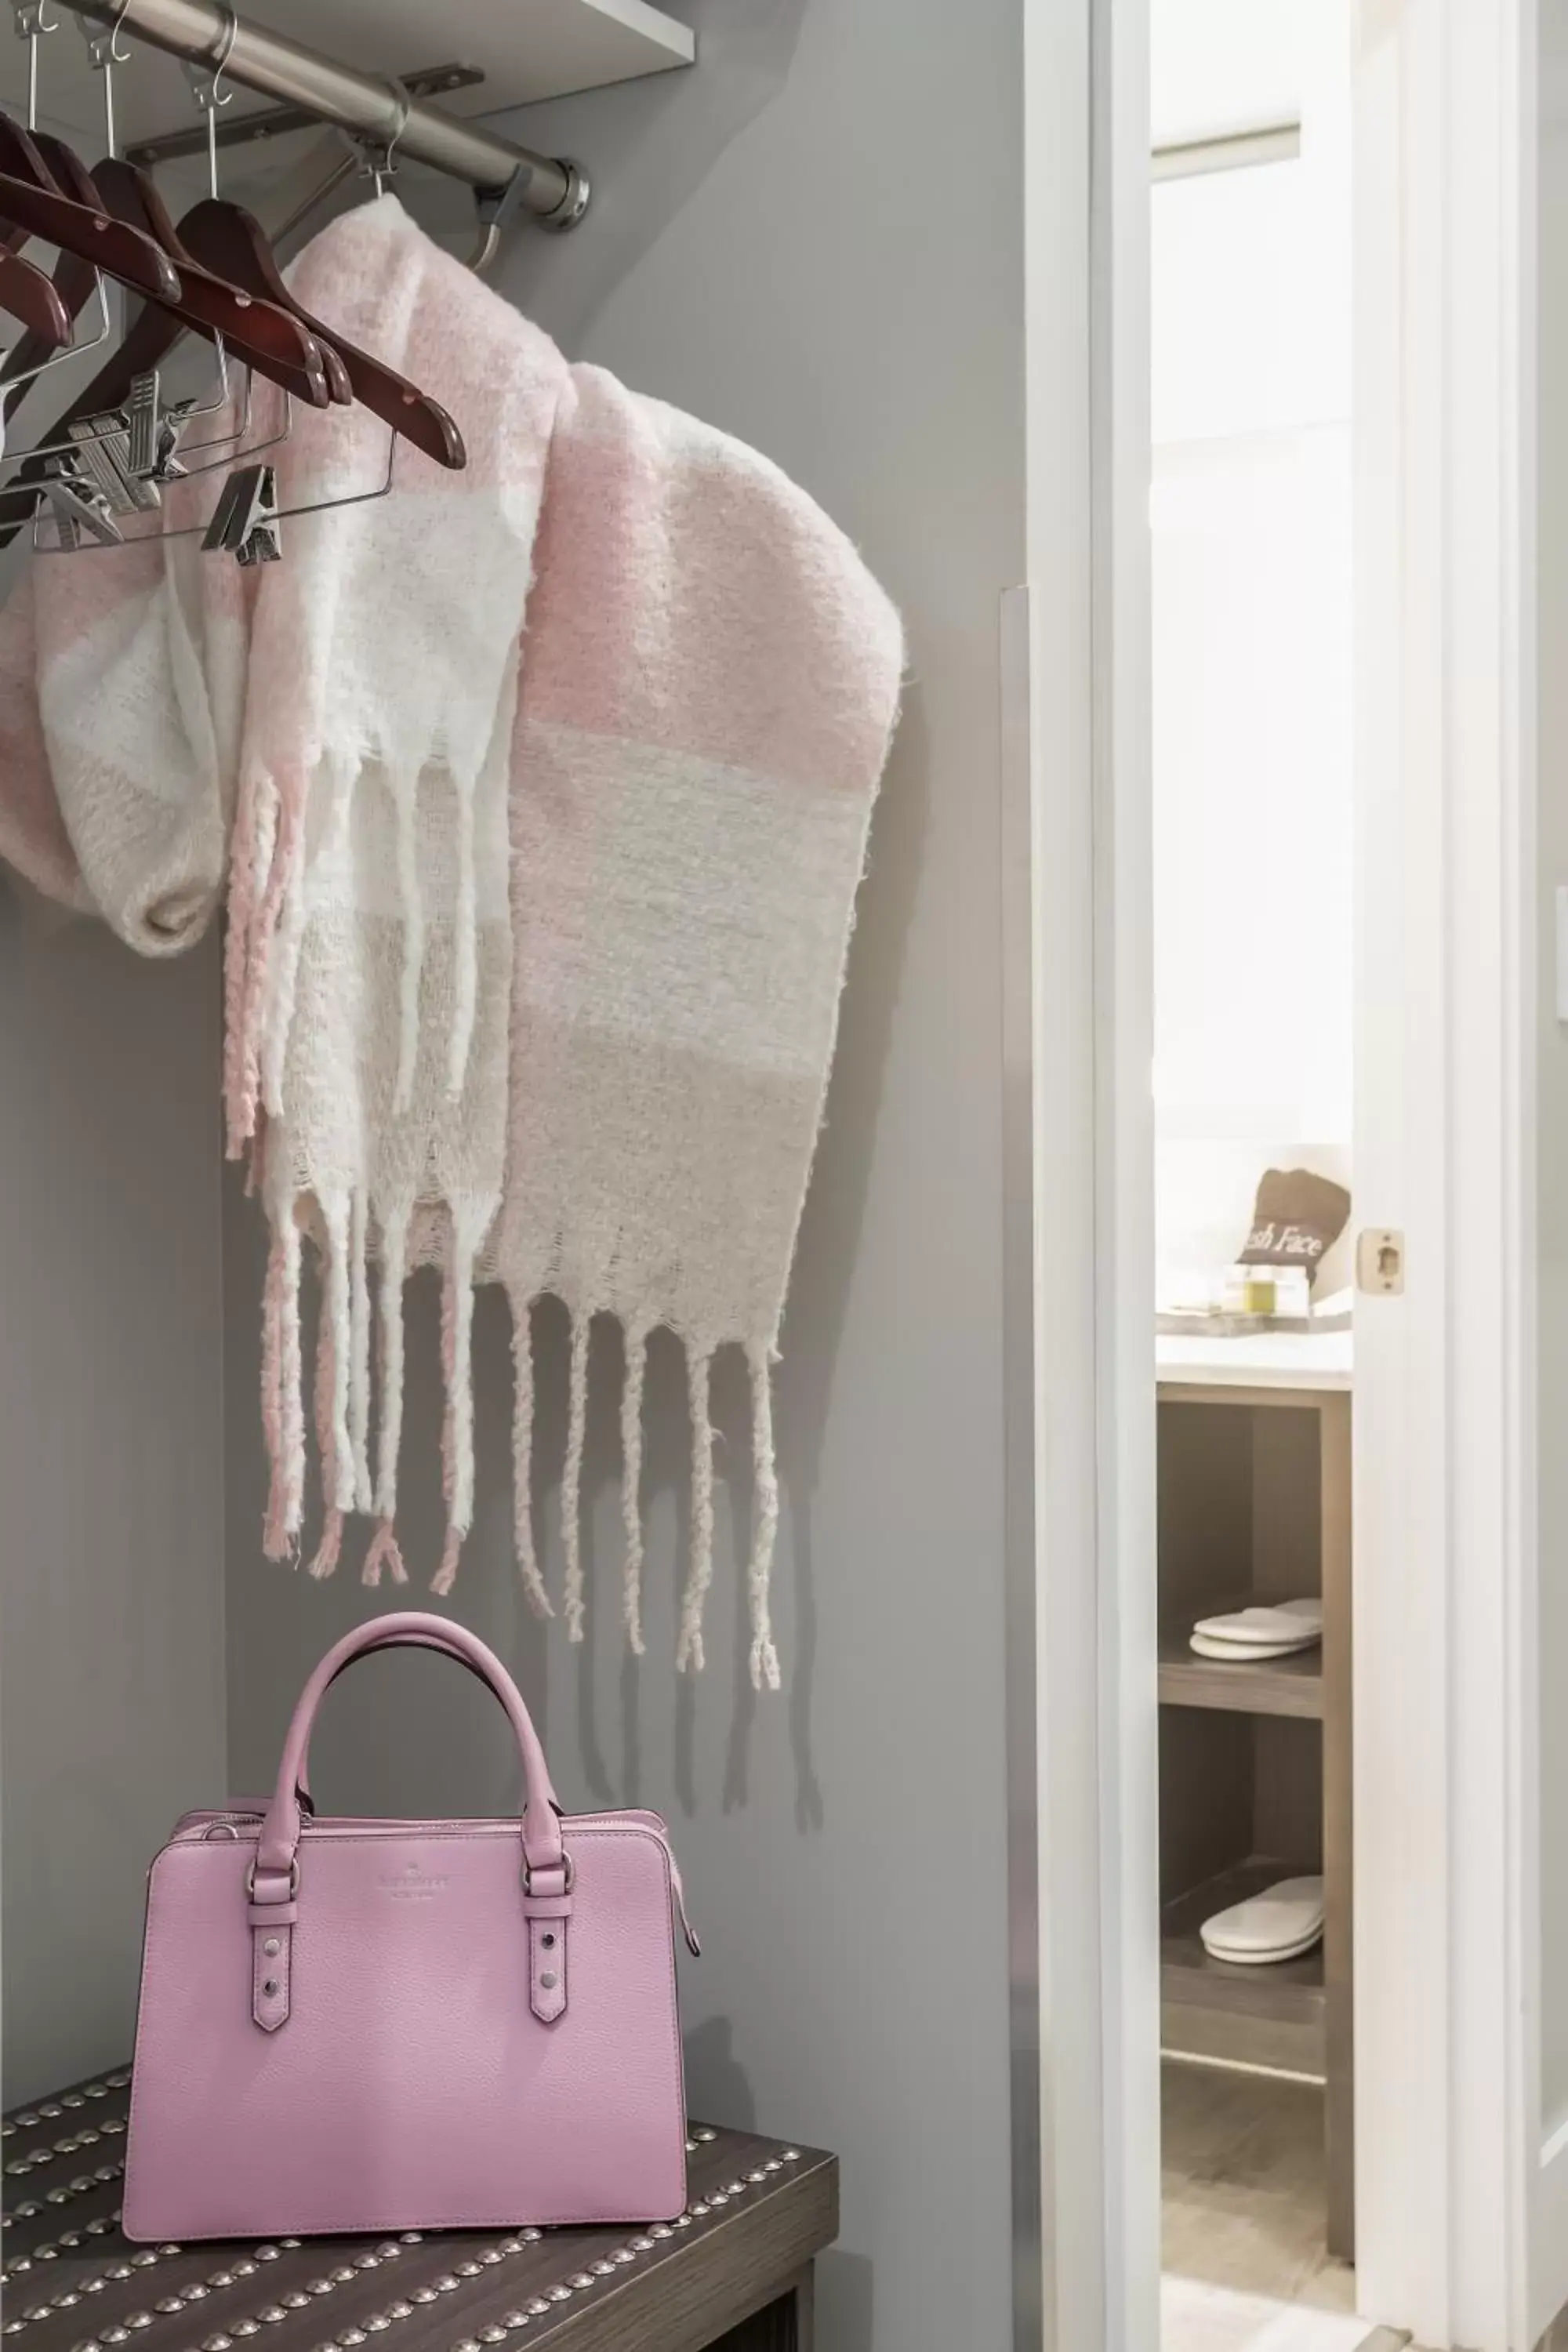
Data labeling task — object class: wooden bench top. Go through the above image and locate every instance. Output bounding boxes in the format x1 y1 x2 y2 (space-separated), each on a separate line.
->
1 2068 836 2352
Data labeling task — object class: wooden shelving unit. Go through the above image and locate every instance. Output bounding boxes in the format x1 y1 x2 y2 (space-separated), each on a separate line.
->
1157 1620 1324 1719
1156 1375 1353 2261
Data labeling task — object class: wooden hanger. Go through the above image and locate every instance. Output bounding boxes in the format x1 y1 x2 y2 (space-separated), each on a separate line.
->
91 158 339 408
0 158 180 303
0 135 114 420
0 244 69 347
178 195 466 470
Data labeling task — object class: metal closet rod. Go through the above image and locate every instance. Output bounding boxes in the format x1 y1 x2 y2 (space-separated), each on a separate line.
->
66 0 590 225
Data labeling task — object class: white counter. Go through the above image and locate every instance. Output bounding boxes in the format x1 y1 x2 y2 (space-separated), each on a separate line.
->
1156 1327 1353 1392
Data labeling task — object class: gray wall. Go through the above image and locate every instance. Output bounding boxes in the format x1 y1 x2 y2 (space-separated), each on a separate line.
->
1 919 226 2104
223 3 1026 2345
1540 0 1568 2135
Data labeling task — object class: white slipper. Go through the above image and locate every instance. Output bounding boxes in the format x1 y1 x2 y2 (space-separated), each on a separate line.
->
1189 1630 1319 1661
1199 1875 1324 1963
1201 1926 1326 1965
1193 1599 1323 1646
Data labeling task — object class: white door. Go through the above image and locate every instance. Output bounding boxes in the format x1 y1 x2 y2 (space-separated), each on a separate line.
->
1348 1 1545 2346
1062 0 1556 2346
1022 0 1161 2345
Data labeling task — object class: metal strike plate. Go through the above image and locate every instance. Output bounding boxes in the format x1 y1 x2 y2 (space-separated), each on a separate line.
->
1356 1228 1405 1296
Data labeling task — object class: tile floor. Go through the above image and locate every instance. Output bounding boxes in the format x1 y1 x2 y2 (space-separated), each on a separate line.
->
1162 2058 1356 2314
1161 2277 1385 2352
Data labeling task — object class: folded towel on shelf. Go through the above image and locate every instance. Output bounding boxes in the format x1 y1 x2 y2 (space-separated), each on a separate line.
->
0 197 904 1687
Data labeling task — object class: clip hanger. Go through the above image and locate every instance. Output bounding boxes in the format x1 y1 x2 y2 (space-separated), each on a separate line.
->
202 460 280 565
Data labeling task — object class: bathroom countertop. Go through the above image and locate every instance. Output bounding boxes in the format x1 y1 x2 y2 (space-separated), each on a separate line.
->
1156 1328 1353 1392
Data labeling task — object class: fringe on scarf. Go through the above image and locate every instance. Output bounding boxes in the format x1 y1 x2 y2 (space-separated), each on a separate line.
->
257 1212 785 1686
510 1292 553 1618
430 1194 495 1597
363 1200 411 1588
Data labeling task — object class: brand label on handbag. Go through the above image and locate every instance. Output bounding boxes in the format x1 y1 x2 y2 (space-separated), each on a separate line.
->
379 1860 452 1902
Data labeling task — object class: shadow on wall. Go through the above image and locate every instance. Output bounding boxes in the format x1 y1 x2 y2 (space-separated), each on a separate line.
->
511 688 929 1831
223 669 927 1840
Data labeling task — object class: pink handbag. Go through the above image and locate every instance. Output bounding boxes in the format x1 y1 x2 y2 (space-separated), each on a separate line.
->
122 1613 693 2242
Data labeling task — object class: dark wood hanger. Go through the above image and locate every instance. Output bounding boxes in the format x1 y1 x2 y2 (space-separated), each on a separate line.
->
0 165 179 305
0 247 69 347
0 136 113 422
0 140 344 547
91 158 339 408
178 195 466 470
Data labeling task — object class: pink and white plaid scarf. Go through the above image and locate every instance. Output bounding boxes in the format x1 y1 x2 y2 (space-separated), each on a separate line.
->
0 198 902 1686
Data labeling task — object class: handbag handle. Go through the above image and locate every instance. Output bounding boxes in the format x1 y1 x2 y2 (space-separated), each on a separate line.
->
254 1613 564 1886
290 1626 498 1811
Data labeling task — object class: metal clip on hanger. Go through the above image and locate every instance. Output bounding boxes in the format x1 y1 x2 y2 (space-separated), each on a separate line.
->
203 459 278 564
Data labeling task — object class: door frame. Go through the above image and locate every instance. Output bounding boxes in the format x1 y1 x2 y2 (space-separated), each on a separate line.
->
1019 0 1159 2346
1350 1 1538 2344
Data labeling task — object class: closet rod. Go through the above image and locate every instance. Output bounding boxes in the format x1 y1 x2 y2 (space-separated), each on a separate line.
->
66 0 590 226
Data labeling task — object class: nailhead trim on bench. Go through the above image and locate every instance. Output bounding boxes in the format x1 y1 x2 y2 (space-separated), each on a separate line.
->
1 2115 805 2346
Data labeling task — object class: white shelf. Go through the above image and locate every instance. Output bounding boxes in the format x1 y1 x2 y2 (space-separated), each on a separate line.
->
1156 1327 1352 1392
3 0 694 180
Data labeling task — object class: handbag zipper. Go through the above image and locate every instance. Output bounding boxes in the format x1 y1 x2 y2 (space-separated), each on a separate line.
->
172 1806 701 1954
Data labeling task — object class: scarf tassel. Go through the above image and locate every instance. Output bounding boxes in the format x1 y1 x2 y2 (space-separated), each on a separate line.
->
621 1326 648 1656
261 1206 304 1561
562 1311 591 1642
675 1345 716 1677
429 1197 494 1599
511 1293 554 1618
364 1201 412 1588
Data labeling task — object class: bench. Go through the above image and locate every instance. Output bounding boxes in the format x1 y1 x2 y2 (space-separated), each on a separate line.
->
1 2068 835 2352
